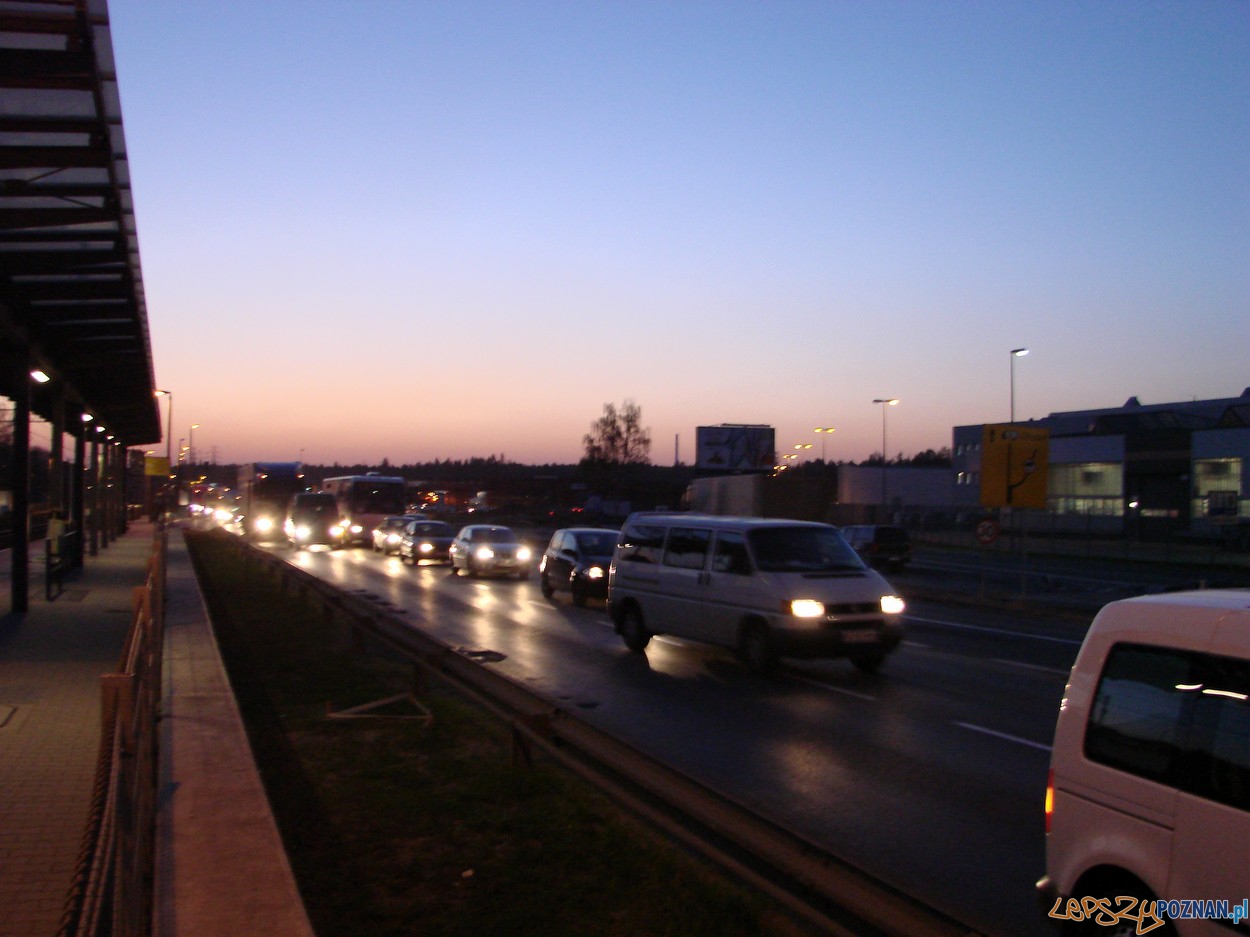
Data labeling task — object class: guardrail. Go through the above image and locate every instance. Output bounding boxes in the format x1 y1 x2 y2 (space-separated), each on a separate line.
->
224 531 984 937
58 528 167 937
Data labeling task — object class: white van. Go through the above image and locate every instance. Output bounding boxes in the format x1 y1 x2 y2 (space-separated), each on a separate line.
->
1038 589 1250 936
607 513 905 674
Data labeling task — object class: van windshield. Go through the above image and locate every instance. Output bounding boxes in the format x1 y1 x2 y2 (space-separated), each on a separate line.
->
748 526 865 573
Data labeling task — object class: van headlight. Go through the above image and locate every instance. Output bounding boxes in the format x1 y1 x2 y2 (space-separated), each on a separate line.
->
880 595 906 615
790 599 826 618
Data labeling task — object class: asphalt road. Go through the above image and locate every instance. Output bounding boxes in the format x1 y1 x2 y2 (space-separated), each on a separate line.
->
242 537 1143 937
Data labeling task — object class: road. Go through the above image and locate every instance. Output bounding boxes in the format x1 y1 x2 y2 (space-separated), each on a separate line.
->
243 538 1118 937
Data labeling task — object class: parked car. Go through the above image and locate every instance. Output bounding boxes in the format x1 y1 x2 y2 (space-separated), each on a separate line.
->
608 513 904 674
839 524 912 570
449 525 533 579
399 519 455 565
371 514 417 554
539 527 617 605
1038 588 1250 936
284 492 347 550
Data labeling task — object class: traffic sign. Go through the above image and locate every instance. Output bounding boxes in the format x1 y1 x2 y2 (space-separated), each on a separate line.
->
980 424 1049 510
975 519 1000 545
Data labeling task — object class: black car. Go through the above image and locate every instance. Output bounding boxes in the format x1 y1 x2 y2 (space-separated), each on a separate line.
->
839 524 912 570
398 519 455 565
539 527 617 605
284 492 347 549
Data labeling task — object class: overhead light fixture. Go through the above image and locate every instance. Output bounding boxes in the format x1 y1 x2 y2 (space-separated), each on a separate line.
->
30 370 50 383
81 413 94 422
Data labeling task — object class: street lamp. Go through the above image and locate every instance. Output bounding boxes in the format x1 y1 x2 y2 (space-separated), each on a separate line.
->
1010 348 1029 423
813 426 835 463
154 390 173 469
189 423 201 466
872 399 899 509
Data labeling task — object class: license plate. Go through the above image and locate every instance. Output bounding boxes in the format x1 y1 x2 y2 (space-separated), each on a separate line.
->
842 629 879 644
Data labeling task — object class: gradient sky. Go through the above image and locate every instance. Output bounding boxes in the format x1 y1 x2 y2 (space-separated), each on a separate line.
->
104 1 1249 467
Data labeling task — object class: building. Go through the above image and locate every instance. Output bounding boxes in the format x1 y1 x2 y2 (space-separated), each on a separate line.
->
952 389 1250 539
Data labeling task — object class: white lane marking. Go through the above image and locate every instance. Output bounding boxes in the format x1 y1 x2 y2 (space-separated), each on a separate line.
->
907 615 1083 646
991 657 1070 676
955 721 1051 752
789 675 877 701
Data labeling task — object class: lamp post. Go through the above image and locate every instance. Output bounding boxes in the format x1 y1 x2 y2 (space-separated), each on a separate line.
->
872 398 899 510
1010 348 1029 423
813 426 835 463
189 423 201 467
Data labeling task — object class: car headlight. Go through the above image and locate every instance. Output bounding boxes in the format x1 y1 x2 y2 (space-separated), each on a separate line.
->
257 517 274 533
585 565 605 580
330 524 346 538
386 533 401 544
880 595 906 615
350 524 363 535
516 547 532 562
295 525 311 540
475 546 495 561
419 542 434 553
790 599 826 618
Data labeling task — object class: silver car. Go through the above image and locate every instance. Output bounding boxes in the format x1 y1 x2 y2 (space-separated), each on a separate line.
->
449 525 533 579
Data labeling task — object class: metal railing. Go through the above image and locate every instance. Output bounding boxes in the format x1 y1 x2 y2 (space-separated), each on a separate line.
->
58 528 166 937
224 531 982 937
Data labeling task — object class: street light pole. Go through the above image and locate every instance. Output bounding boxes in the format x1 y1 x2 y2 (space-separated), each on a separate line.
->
189 423 200 468
1010 348 1029 423
872 399 899 511
813 426 835 463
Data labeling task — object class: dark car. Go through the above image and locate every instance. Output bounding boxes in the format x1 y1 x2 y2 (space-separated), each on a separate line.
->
284 492 347 550
449 524 532 579
839 524 912 570
372 514 417 554
399 519 455 565
539 527 617 605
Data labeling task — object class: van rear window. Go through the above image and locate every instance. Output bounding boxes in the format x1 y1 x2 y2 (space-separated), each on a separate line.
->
1086 644 1250 811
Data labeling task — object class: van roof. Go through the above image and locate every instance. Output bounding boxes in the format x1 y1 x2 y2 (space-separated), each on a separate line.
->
1111 589 1250 611
622 512 833 530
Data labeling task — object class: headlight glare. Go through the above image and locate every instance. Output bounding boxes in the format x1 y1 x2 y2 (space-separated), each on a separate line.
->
880 595 906 615
790 599 825 618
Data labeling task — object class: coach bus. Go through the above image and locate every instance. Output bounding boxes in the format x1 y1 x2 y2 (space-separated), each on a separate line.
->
321 474 407 546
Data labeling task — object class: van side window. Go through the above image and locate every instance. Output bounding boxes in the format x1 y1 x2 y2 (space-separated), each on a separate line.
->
663 527 711 570
1086 644 1250 811
617 523 665 564
712 532 752 575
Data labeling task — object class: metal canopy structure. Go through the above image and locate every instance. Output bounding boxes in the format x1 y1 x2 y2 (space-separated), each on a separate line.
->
0 0 159 446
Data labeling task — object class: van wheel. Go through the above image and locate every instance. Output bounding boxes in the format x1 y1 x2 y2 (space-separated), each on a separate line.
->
739 622 777 675
619 606 651 653
1063 879 1175 937
851 652 886 674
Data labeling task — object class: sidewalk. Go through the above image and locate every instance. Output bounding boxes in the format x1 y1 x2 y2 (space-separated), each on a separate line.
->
0 522 312 937
0 522 158 937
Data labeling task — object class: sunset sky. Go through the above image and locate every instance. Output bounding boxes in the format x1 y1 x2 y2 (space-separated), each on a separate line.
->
102 1 1247 467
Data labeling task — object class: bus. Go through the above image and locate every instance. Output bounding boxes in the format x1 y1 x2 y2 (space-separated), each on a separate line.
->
321 474 408 545
238 462 303 542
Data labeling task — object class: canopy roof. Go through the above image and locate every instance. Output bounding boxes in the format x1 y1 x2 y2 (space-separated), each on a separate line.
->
0 0 159 445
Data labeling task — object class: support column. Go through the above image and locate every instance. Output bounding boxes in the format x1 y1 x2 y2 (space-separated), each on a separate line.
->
10 355 31 613
72 419 86 568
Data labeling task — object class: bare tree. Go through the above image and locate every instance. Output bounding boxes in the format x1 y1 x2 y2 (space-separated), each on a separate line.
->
582 399 651 465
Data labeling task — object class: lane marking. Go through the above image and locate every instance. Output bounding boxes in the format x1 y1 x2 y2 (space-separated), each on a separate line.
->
789 675 877 701
906 615 1083 646
991 657 1070 676
955 721 1051 752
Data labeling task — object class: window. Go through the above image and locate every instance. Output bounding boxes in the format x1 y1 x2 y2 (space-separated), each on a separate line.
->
617 523 665 564
663 527 711 570
1086 644 1250 811
712 531 752 575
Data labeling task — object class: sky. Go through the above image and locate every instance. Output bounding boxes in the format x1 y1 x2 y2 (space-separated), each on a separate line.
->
104 0 1249 467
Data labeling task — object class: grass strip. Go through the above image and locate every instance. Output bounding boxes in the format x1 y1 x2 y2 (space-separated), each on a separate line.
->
185 531 814 937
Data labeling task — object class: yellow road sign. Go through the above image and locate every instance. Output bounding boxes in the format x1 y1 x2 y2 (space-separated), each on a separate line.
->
980 424 1049 509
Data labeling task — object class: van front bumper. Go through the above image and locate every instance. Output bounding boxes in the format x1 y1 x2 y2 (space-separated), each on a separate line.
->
774 618 903 660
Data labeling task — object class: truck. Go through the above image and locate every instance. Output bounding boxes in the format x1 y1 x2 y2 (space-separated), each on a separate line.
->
237 462 303 542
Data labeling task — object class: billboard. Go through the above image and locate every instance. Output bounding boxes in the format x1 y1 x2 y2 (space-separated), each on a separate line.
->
695 425 776 473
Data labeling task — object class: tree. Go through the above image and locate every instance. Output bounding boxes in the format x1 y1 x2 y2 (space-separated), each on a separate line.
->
582 399 651 465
